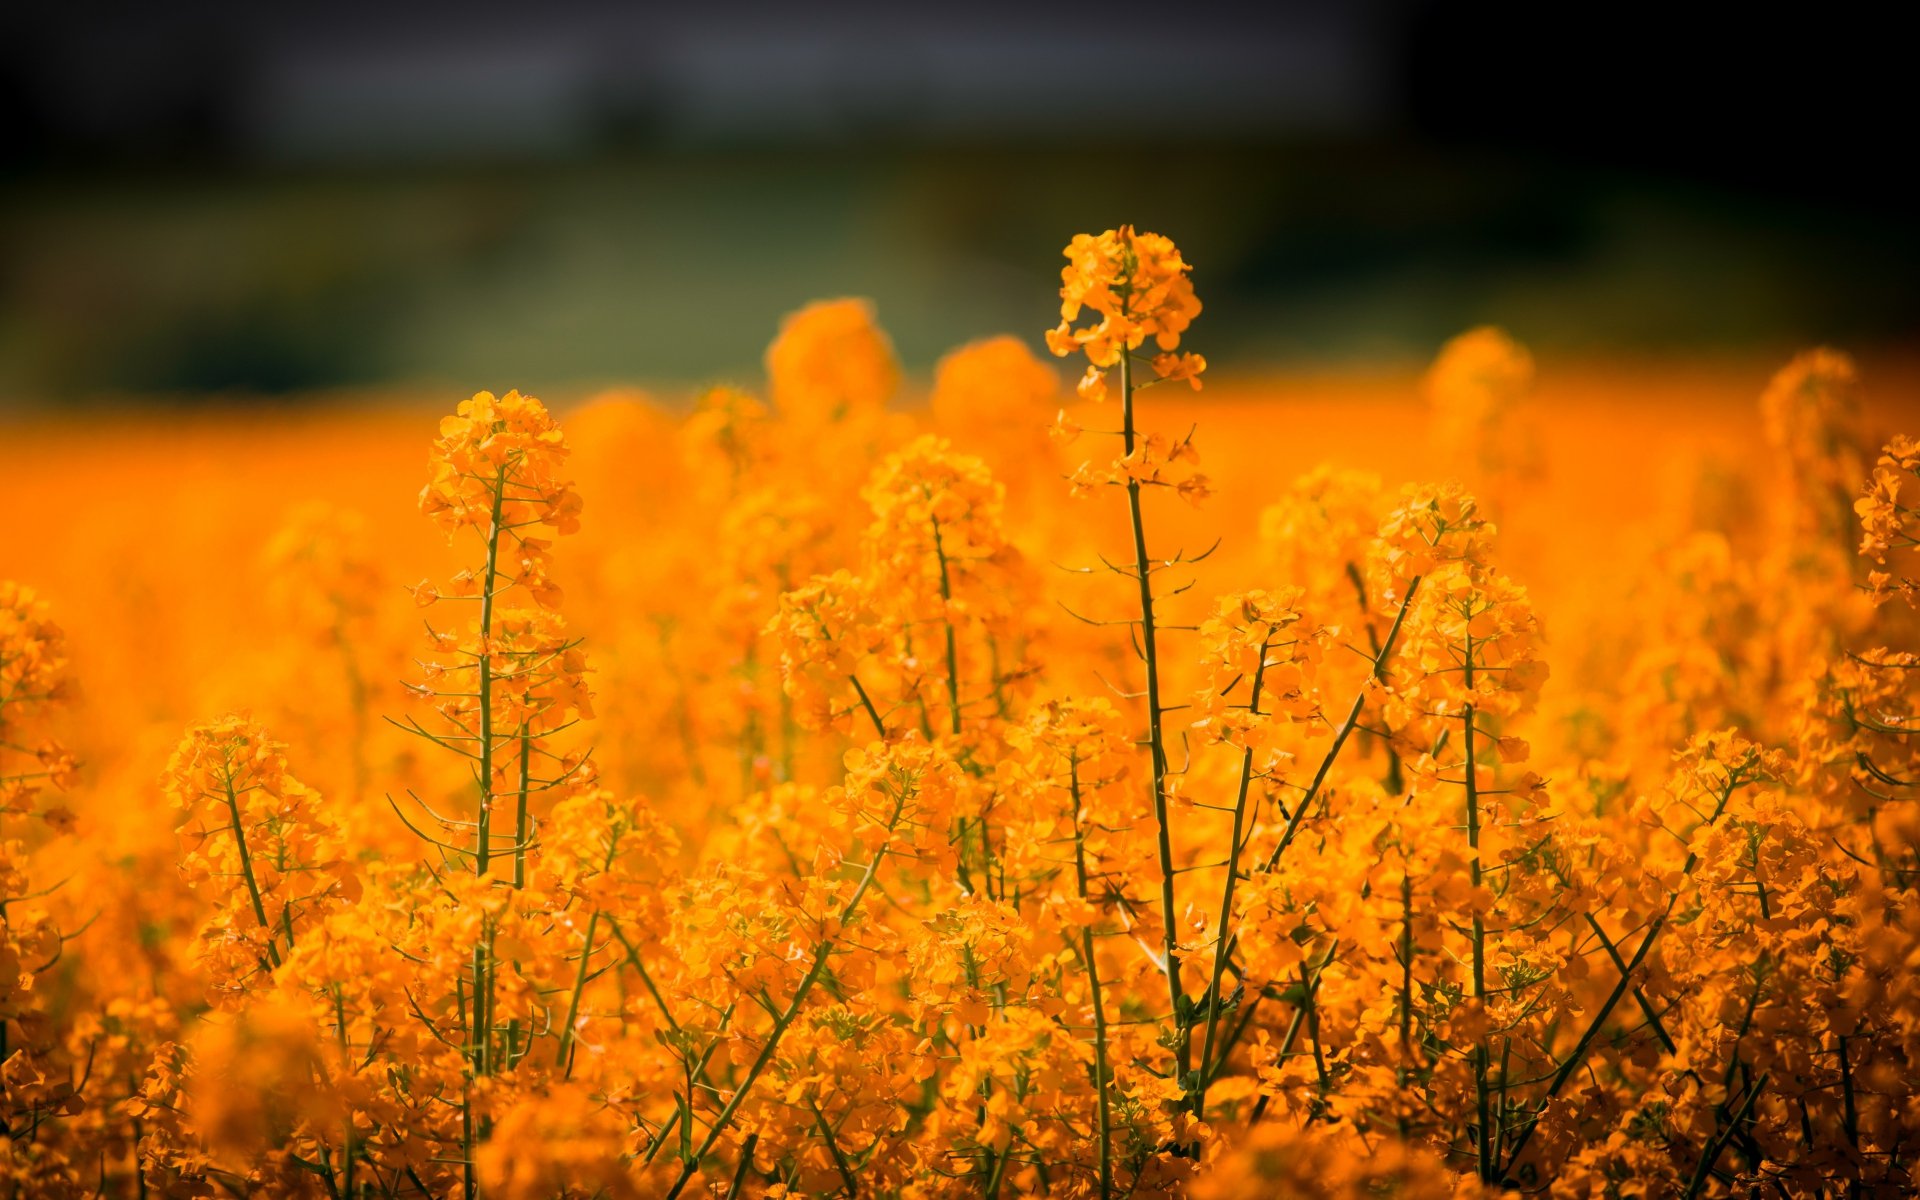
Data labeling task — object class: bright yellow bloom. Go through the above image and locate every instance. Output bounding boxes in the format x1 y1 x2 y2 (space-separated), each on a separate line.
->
1047 226 1204 372
419 389 581 537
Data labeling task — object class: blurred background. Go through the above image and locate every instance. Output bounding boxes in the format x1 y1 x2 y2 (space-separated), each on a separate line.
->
2 0 1915 407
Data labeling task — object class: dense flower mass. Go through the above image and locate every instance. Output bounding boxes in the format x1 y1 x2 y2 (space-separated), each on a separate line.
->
1 228 1916 1200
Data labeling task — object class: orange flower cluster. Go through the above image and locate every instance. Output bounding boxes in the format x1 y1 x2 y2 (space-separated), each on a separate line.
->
1858 434 1920 605
1048 227 1207 406
2 230 1917 1200
0 584 76 824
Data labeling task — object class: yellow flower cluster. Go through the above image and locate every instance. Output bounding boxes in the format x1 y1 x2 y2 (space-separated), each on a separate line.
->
2 227 1918 1200
1857 433 1920 605
419 389 583 539
1047 226 1207 404
0 583 76 822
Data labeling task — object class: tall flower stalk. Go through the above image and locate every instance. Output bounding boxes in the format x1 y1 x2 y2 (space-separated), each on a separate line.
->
1048 226 1210 1112
402 389 590 1193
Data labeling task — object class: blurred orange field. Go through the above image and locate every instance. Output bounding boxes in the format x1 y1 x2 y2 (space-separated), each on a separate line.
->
9 357 1915 743
5 355 1915 781
4 228 1920 1197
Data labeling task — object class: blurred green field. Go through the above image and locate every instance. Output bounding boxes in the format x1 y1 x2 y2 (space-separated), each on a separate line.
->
5 145 1916 405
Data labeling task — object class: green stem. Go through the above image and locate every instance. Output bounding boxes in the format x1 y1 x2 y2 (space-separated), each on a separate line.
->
1246 940 1339 1127
1194 640 1268 1123
220 761 283 971
556 911 601 1076
1301 959 1331 1120
931 516 963 740
983 1132 1009 1198
1069 759 1114 1200
1585 915 1677 1054
811 1101 860 1198
1193 581 1423 1099
1682 1072 1769 1199
1399 873 1416 1084
513 727 531 888
1119 348 1191 1108
460 1071 474 1200
1466 690 1492 1183
333 987 355 1197
465 463 509 1165
933 516 994 898
470 940 489 1078
475 463 506 876
726 1133 759 1198
848 675 888 740
1839 1032 1862 1169
608 919 681 1034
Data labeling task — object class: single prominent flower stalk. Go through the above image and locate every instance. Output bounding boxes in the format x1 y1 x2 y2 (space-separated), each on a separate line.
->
1407 579 1511 1178
1399 544 1545 1178
855 437 1018 894
1049 227 1209 1117
407 389 587 1196
1119 344 1190 1101
468 450 506 1118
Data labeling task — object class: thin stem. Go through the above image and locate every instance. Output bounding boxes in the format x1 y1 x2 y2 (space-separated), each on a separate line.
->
1300 958 1331 1120
1246 939 1339 1127
1837 1032 1859 1134
474 462 507 877
470 940 489 1078
1070 760 1115 1200
931 516 963 739
465 463 508 1199
1194 638 1268 1123
514 726 531 889
1399 871 1416 1088
811 1101 860 1198
332 987 356 1197
1585 914 1677 1055
220 762 284 972
1466 692 1492 1183
726 1133 759 1199
1120 347 1192 1108
1682 1072 1769 1199
849 675 888 740
934 515 995 898
608 919 682 1034
555 911 601 1076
